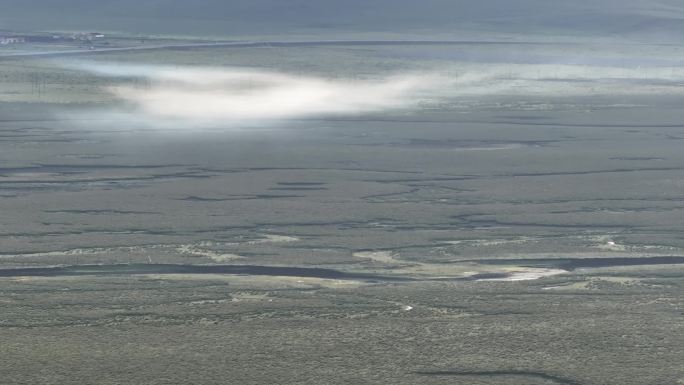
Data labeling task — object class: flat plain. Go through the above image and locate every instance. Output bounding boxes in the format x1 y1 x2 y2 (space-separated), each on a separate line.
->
0 40 683 385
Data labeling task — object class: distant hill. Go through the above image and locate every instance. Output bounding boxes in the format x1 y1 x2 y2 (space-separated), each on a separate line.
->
2 0 684 42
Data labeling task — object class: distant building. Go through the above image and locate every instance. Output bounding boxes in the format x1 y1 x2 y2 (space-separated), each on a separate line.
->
0 32 105 45
0 36 26 45
70 32 106 41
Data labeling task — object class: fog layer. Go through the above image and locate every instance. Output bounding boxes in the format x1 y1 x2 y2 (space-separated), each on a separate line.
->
66 60 684 129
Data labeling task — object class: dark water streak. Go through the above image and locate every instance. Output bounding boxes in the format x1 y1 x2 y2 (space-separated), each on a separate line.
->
0 263 413 282
414 370 582 385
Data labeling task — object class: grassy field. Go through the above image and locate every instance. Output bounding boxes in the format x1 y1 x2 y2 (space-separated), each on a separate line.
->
1 270 681 385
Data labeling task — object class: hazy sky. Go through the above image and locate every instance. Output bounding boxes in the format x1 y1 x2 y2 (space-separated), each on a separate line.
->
2 0 684 41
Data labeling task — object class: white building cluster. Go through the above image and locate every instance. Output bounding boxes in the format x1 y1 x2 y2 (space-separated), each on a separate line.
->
0 36 26 45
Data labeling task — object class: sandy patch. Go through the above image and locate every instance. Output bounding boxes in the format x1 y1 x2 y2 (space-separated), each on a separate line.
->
353 250 402 264
0 247 112 259
189 298 230 305
176 244 244 262
542 282 590 290
352 250 565 282
140 273 368 289
247 234 300 244
594 237 627 252
475 268 567 282
446 237 539 247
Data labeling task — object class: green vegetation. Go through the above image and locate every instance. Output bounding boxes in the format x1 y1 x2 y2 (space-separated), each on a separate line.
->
1 270 681 384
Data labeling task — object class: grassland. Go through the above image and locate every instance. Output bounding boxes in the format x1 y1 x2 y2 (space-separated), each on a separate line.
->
0 39 683 384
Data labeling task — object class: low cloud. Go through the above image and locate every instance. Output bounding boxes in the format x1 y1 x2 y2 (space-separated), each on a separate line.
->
64 60 684 130
68 62 443 128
